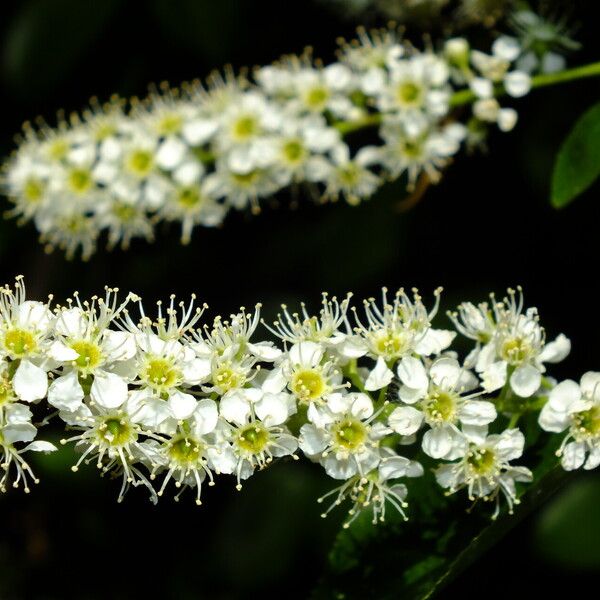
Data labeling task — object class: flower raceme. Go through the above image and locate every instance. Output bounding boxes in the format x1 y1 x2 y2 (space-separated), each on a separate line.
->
0 277 593 524
1 26 538 259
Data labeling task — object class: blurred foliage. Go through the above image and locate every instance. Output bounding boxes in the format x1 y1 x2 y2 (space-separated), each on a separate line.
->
0 0 599 598
551 101 600 208
534 475 600 571
312 423 568 599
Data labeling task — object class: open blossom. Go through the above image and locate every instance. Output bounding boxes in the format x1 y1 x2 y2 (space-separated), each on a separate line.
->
299 392 388 479
435 425 533 518
457 289 570 398
2 26 541 258
0 278 585 526
539 373 600 471
0 277 55 402
389 357 496 458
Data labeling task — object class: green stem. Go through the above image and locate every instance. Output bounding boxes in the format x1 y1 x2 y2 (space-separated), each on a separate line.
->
450 60 600 107
343 358 366 394
507 413 520 428
337 60 600 126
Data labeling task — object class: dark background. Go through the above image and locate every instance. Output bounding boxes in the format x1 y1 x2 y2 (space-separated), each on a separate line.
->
0 1 599 598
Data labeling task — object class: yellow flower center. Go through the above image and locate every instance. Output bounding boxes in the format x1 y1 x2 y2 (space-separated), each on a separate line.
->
421 390 458 424
23 178 45 203
168 436 203 465
158 114 183 135
237 424 270 454
374 330 408 359
176 186 203 209
3 328 37 358
467 447 497 476
396 81 423 107
127 150 155 177
97 417 135 447
574 406 600 439
67 168 93 195
232 115 258 140
70 340 103 372
305 86 329 109
291 369 326 402
142 357 181 392
333 418 367 452
501 337 532 365
282 139 306 164
212 363 244 392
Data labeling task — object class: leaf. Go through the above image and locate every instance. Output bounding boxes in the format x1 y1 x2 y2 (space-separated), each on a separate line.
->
312 437 570 600
551 101 600 208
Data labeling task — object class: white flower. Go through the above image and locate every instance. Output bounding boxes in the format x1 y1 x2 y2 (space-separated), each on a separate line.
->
317 448 423 527
474 288 570 397
1 401 57 492
435 425 532 518
352 287 450 363
0 277 54 402
322 144 381 205
299 392 387 479
390 357 495 458
539 373 600 471
60 403 160 502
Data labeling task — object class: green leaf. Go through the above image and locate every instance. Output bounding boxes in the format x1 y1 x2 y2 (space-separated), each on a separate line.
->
551 101 600 208
312 437 570 600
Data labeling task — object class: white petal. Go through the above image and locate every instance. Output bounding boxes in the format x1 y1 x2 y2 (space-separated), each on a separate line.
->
219 390 251 425
584 448 600 470
548 379 581 411
458 400 497 426
492 36 521 61
23 440 58 453
497 108 518 132
299 423 328 455
414 329 456 356
579 372 600 399
47 371 84 412
539 334 570 364
156 137 187 170
2 423 37 444
350 393 374 419
90 371 128 409
181 357 212 385
494 428 525 461
192 399 219 435
103 330 137 362
538 401 570 433
13 360 48 402
168 390 198 420
256 392 290 426
397 356 428 390
388 406 423 435
482 361 507 392
379 456 411 480
504 71 531 98
470 77 493 99
289 341 323 367
422 426 454 459
54 307 86 337
365 357 394 391
429 357 461 388
247 342 282 361
510 364 541 397
182 119 219 145
261 367 287 394
48 340 79 362
561 441 586 471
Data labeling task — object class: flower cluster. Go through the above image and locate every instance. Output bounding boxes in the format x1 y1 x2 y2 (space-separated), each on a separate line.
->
1 277 594 524
1 26 539 259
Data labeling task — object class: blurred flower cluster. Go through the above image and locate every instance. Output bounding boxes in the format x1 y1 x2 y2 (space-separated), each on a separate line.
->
2 277 596 524
2 24 544 259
